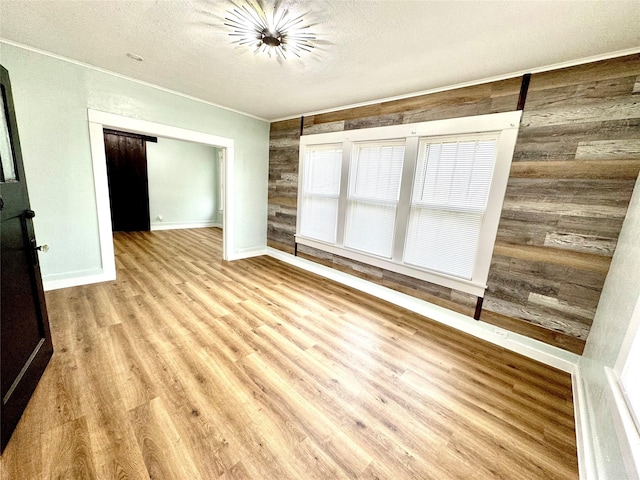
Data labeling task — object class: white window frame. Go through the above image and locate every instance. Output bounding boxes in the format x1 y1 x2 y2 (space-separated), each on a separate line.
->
218 149 224 214
344 139 406 258
403 132 501 280
605 295 640 478
296 111 521 297
298 144 343 244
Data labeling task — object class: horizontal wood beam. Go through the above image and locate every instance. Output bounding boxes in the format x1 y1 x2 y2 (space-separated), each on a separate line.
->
311 104 383 124
270 118 302 131
509 159 640 179
493 241 612 274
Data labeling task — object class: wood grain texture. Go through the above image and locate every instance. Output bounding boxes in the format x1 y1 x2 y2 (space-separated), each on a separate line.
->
543 232 616 256
493 241 610 275
488 55 640 345
268 120 301 251
514 118 640 162
40 417 98 480
526 54 640 91
575 139 640 160
0 228 578 479
521 97 640 128
480 309 586 354
267 53 640 352
509 160 640 179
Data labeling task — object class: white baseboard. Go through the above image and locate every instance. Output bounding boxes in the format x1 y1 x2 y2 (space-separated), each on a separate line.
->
266 246 579 373
573 371 599 480
228 247 268 261
150 221 221 231
43 270 115 291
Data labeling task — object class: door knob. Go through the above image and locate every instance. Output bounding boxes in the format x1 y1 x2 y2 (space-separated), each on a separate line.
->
24 209 35 219
29 239 47 266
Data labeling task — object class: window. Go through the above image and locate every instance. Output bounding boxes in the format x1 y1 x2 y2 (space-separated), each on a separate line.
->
404 134 498 279
0 90 17 182
605 296 640 477
296 111 521 296
615 296 640 434
298 144 342 244
345 141 405 257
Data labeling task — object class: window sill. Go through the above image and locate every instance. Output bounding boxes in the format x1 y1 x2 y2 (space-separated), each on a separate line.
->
295 235 486 297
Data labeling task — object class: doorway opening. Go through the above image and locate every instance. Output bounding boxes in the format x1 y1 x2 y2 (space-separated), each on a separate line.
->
88 110 235 283
103 128 156 232
103 130 223 234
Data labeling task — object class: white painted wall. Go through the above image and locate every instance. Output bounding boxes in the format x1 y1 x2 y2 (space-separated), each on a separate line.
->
580 174 640 479
147 137 221 230
0 43 269 285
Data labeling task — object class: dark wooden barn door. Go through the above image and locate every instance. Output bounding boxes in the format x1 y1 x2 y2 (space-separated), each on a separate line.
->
0 64 53 453
104 129 155 232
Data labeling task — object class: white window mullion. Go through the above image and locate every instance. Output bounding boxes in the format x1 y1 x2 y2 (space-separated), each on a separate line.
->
335 141 352 247
392 136 419 262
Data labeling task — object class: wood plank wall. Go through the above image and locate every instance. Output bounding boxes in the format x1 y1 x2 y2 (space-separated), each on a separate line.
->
267 54 640 355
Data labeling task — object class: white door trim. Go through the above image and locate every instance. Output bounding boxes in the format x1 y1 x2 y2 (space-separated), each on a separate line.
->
87 109 235 283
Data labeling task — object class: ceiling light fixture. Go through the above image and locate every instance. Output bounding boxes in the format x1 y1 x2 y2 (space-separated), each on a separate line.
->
224 1 316 59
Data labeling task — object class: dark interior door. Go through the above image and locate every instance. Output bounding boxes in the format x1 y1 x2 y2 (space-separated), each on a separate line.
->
0 64 53 453
104 129 152 232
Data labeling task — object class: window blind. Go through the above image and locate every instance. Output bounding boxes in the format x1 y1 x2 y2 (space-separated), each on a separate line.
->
344 141 405 257
404 136 498 279
296 112 521 296
299 145 342 244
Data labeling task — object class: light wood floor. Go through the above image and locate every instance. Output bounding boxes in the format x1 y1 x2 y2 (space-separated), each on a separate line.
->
1 228 578 479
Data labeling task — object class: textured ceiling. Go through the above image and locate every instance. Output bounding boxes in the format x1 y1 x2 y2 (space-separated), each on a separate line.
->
1 0 639 120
